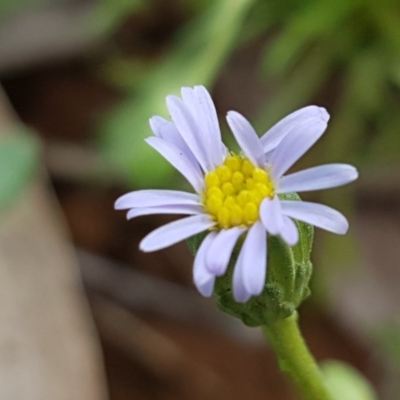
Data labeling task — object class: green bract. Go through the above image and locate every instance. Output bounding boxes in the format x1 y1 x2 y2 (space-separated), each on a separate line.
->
187 193 314 326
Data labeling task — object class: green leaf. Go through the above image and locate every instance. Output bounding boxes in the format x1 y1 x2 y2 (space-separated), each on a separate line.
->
0 128 40 211
97 0 256 188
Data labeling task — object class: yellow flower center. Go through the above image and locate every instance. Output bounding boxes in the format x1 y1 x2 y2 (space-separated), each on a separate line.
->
203 154 275 229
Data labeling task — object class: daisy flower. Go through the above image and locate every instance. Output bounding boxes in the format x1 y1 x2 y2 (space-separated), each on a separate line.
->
115 86 358 302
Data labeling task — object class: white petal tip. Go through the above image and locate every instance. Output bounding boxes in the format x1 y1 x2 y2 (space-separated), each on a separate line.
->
286 237 299 246
234 292 251 303
114 197 126 210
165 94 178 108
350 167 359 181
139 236 163 252
317 107 330 123
206 264 219 275
333 214 349 235
138 241 151 252
281 233 300 247
226 110 240 120
197 282 215 297
338 222 349 235
148 116 159 131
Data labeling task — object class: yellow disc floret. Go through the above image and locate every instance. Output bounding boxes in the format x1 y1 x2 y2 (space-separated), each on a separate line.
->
203 154 275 229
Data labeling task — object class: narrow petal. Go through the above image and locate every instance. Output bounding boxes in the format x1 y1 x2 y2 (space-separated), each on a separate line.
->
193 86 225 167
260 196 283 235
206 227 246 276
280 216 299 246
166 95 210 172
261 106 329 154
146 137 204 193
140 214 215 252
115 190 200 210
127 204 203 220
280 201 349 234
269 114 328 179
193 232 217 297
233 246 252 303
181 86 225 169
149 116 199 168
278 164 358 194
241 221 267 295
180 87 198 116
149 115 168 138
226 111 264 167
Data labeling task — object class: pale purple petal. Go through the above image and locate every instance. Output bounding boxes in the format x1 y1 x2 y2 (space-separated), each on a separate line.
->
277 164 358 194
269 114 328 179
280 201 349 234
149 116 199 168
181 87 198 116
260 196 283 235
166 95 210 172
205 227 246 276
233 246 252 303
226 111 264 167
145 137 204 193
280 216 299 246
149 115 169 138
115 190 200 210
127 204 203 220
261 106 329 154
180 87 214 170
193 86 225 168
180 86 225 169
140 214 215 252
193 232 217 297
241 221 267 296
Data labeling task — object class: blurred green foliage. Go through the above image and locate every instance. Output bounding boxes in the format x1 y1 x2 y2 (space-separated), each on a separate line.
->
95 0 400 189
97 0 255 187
254 0 400 168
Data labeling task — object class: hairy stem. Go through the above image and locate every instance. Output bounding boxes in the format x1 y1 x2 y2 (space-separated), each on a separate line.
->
262 312 332 400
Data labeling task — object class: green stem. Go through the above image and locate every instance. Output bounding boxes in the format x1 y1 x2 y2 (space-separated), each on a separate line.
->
262 312 332 400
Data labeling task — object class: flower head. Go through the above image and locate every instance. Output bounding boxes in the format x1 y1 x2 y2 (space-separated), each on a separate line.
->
115 86 358 302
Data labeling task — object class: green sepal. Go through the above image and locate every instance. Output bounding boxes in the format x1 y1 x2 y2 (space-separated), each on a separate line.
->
187 193 314 327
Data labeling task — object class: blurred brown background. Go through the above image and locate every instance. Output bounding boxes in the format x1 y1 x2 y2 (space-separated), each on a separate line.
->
1 0 400 399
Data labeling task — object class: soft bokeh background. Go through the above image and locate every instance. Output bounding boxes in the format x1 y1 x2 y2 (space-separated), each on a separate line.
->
0 0 399 399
